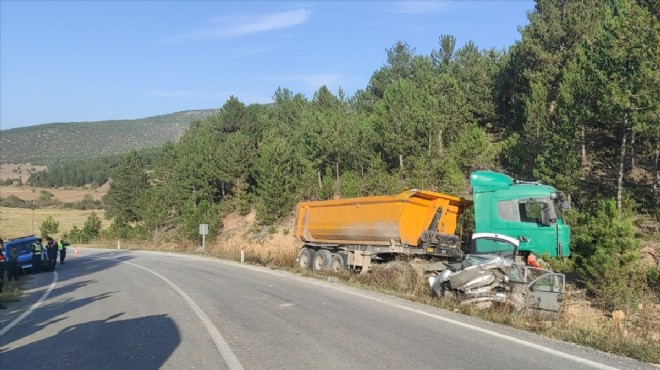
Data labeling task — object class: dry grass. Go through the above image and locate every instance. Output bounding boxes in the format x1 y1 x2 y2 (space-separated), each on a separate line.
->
0 166 111 239
0 184 108 202
0 279 28 307
0 163 109 202
0 163 46 182
0 207 112 239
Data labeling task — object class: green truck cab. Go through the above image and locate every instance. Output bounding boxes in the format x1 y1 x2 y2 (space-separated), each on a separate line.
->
470 171 571 258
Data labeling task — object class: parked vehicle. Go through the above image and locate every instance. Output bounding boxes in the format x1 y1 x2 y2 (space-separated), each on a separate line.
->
3 235 39 273
294 171 571 273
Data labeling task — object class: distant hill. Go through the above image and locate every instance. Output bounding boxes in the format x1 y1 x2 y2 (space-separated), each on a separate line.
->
0 109 220 164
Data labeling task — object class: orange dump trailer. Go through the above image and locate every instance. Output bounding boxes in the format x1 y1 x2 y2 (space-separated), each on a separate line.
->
294 189 469 272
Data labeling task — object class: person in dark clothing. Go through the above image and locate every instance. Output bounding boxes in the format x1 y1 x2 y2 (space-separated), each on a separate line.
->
0 239 5 295
32 238 44 274
7 245 19 282
45 237 57 272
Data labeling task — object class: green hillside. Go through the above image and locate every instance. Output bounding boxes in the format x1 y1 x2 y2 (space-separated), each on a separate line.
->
0 109 220 164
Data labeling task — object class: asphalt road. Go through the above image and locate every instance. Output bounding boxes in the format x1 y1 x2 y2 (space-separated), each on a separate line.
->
0 249 655 370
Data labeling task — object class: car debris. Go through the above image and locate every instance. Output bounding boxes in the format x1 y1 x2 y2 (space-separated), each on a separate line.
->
429 234 565 312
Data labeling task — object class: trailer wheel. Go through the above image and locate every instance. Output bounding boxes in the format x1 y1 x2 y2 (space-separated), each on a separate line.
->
329 253 347 272
312 249 332 271
298 248 314 269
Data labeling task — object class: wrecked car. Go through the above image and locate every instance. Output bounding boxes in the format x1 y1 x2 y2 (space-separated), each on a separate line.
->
429 233 565 312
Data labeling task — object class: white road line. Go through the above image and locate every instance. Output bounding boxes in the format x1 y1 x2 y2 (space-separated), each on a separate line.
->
83 249 621 369
102 257 244 370
338 288 621 370
200 259 622 370
1 272 58 336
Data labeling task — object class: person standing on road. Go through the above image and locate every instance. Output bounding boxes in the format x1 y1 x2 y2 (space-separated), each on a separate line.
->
0 239 5 295
7 244 20 282
32 238 43 274
58 238 69 265
46 237 57 272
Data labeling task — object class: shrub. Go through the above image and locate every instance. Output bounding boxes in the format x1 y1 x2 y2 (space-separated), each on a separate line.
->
0 195 30 208
67 212 104 243
648 267 660 293
83 212 102 238
40 215 60 239
572 199 643 310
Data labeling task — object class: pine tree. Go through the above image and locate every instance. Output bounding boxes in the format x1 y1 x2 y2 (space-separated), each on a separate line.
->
103 151 149 222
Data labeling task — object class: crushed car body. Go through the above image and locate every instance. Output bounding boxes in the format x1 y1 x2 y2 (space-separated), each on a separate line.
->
429 233 565 312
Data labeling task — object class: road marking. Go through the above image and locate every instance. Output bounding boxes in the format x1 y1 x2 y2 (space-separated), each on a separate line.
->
85 249 621 369
202 259 622 370
102 257 244 370
338 289 621 370
1 272 58 336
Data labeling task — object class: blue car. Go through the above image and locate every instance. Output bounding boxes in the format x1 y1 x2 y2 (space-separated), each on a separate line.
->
4 235 39 272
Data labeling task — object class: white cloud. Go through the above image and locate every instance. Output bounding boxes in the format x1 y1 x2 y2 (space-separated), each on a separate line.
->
163 8 311 42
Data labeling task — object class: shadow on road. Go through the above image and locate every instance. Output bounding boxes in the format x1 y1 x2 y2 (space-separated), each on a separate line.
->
0 313 180 369
0 250 182 369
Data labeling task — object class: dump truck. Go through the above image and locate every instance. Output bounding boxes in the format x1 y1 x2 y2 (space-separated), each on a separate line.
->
294 170 571 273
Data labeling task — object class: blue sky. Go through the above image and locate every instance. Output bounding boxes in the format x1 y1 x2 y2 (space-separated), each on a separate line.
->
0 1 534 130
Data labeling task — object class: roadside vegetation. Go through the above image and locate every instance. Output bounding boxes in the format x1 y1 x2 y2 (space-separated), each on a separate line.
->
80 211 659 364
1 0 658 364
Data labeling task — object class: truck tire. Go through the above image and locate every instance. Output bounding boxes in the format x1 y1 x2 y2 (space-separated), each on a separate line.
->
329 253 347 272
312 249 332 271
298 247 314 269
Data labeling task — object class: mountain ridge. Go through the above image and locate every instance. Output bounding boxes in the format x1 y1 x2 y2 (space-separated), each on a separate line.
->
0 109 220 164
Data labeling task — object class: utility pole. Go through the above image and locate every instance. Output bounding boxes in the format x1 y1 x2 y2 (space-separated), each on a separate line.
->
31 200 35 234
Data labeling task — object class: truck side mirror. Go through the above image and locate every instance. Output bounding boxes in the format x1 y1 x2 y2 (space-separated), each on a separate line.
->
561 200 571 210
540 204 551 226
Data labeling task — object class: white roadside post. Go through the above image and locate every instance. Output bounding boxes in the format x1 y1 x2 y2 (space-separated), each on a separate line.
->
241 246 245 263
199 224 209 253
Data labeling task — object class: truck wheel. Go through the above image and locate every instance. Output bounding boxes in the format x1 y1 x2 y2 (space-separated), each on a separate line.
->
330 253 346 272
298 248 314 269
312 249 332 271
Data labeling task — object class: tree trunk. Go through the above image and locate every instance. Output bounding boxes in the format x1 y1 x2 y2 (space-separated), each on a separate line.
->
399 154 404 169
317 170 322 189
438 128 444 156
654 145 659 214
336 162 339 182
630 130 636 170
616 120 627 211
581 122 587 172
549 100 556 130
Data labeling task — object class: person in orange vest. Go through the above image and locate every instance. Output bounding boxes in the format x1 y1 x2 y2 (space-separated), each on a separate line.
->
58 238 70 265
32 238 44 274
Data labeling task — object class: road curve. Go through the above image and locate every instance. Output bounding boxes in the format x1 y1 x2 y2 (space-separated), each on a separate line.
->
0 248 655 370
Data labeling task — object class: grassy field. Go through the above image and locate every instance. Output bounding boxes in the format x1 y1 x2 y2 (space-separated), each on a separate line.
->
0 164 110 239
0 164 109 203
0 207 112 240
